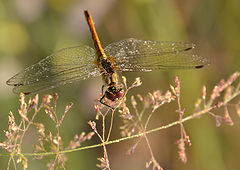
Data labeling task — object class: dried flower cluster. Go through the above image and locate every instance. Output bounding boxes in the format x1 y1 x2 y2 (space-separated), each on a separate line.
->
117 72 239 169
195 72 240 126
0 72 239 170
0 93 94 170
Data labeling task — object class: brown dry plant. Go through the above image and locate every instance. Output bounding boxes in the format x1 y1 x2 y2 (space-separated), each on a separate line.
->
0 72 240 170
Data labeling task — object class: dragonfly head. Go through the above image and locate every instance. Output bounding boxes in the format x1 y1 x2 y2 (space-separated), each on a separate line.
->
105 86 124 101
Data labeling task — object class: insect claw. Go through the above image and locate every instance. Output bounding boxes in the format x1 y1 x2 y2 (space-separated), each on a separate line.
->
99 94 114 109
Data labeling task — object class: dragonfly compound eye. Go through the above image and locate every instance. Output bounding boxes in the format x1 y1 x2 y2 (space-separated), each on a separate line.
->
116 90 124 99
105 91 116 101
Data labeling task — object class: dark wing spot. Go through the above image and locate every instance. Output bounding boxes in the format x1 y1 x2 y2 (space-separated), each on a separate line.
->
195 65 204 69
14 83 24 86
24 92 32 95
184 47 193 51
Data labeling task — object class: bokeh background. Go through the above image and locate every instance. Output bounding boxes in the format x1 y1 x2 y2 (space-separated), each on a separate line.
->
0 0 240 169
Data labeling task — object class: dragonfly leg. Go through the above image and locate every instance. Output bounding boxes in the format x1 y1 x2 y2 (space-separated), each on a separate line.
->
99 94 114 109
101 84 106 95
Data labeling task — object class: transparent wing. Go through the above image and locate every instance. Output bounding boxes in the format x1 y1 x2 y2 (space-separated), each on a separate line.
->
6 46 100 94
104 38 210 72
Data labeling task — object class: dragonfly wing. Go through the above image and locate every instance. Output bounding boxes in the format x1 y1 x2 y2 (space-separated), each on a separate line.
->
104 38 210 72
7 46 100 94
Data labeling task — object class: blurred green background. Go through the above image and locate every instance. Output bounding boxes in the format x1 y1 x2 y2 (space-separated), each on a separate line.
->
0 0 240 169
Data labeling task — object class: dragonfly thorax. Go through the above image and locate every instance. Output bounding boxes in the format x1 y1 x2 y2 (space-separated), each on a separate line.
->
99 58 116 74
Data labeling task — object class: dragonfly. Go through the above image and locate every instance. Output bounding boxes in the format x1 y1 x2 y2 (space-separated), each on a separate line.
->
7 10 210 108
